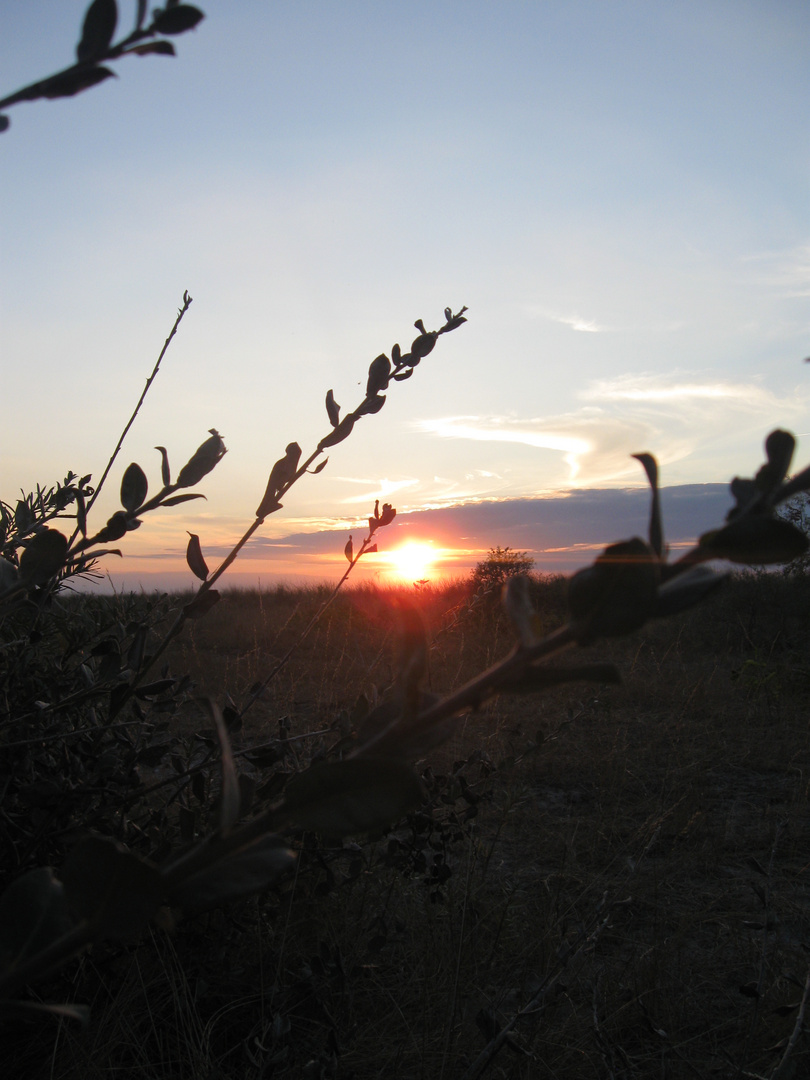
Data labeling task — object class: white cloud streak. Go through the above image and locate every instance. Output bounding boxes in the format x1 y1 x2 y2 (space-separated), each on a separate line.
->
527 306 613 333
581 374 788 408
415 370 810 495
417 412 662 484
336 476 419 505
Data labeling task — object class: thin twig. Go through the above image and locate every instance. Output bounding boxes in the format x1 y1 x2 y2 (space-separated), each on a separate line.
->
350 623 576 759
84 291 193 519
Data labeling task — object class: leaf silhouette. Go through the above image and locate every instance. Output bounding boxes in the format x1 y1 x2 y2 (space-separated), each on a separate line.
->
120 462 148 512
176 429 227 487
126 40 176 57
154 445 171 486
755 428 795 495
410 331 437 360
654 566 726 617
152 5 205 34
256 442 302 518
161 492 206 507
19 529 68 585
43 67 116 100
366 354 391 397
75 490 87 537
318 414 355 450
358 394 386 416
325 389 340 428
76 0 118 62
568 538 659 645
632 452 663 557
699 517 808 565
186 532 208 581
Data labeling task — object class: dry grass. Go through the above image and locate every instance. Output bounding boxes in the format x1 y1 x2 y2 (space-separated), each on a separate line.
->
9 572 810 1079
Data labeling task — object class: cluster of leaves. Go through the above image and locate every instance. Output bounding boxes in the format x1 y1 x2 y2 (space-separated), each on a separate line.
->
0 430 223 613
0 472 94 593
0 0 205 134
0 302 469 1020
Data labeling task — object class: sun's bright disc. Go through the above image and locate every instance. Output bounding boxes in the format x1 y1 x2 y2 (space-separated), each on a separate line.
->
387 542 435 582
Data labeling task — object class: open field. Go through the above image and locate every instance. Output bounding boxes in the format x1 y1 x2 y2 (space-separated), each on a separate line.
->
5 572 810 1079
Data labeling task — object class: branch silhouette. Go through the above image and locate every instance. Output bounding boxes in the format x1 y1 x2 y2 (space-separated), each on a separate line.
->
0 1 205 133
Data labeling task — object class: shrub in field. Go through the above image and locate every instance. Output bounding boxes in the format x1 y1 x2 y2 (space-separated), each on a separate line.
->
471 546 535 593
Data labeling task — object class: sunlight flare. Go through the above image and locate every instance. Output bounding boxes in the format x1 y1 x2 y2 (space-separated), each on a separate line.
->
384 542 438 582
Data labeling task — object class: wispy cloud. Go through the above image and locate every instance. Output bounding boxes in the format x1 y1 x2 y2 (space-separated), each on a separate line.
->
414 367 810 494
419 417 589 455
528 306 613 333
334 476 419 505
416 412 666 484
581 374 788 409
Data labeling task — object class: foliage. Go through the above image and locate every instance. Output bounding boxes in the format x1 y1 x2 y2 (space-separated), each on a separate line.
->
4 305 810 1034
4 6 810 1077
471 545 535 593
0 296 469 1012
0 0 205 134
778 490 810 574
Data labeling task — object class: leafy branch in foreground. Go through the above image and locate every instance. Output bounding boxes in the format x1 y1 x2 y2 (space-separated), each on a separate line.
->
0 292 207 613
0 302 468 1009
0 0 205 134
108 306 467 718
2 421 808 1019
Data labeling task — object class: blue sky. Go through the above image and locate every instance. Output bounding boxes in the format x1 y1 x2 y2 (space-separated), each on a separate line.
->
2 1 809 589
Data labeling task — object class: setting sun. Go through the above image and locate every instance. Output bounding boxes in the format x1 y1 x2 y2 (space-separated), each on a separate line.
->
385 542 437 582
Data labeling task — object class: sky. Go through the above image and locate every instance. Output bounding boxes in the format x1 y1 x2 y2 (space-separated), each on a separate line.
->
1 1 809 590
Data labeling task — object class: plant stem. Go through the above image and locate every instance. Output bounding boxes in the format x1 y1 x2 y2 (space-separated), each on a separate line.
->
351 623 576 758
0 19 163 112
83 291 193 520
